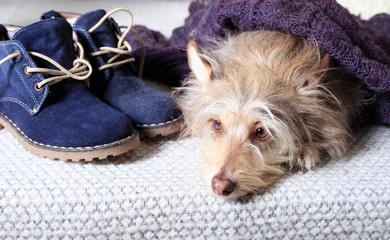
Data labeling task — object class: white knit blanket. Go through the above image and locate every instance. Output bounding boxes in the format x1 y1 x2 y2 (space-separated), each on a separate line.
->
0 123 389 239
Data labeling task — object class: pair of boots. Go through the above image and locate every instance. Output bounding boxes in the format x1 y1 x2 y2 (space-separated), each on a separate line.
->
0 8 182 161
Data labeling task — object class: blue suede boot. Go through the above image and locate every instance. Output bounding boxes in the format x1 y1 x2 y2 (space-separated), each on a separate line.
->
0 19 139 161
41 9 182 137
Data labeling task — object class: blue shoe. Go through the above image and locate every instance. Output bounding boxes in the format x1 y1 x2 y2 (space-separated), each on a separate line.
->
42 9 183 137
0 19 139 161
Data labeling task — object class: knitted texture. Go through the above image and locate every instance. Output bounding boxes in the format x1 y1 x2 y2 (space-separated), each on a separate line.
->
126 0 390 124
0 124 389 239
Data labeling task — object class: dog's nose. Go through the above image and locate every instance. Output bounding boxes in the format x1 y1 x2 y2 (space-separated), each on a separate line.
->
212 176 235 196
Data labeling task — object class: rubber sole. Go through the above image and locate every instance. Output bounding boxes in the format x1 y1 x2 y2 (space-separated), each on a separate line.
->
137 116 184 138
0 113 140 161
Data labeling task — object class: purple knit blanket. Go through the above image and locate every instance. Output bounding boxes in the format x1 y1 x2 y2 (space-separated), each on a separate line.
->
126 0 390 124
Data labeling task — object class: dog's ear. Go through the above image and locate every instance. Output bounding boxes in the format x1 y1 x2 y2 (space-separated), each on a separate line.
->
187 39 213 84
319 53 329 71
295 53 329 90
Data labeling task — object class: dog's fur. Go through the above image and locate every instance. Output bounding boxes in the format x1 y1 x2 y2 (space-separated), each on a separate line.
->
178 30 361 199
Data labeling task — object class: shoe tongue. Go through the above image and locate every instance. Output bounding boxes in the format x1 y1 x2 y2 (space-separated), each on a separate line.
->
13 19 76 70
73 9 119 49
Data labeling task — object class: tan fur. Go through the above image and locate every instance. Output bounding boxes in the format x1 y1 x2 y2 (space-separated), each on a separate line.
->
178 30 361 199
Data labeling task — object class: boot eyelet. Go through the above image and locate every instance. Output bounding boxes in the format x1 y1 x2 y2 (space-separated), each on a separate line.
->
13 50 22 63
13 50 21 61
34 83 42 92
24 66 31 75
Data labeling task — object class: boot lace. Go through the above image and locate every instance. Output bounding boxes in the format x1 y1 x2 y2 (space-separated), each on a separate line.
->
88 7 145 78
0 34 92 91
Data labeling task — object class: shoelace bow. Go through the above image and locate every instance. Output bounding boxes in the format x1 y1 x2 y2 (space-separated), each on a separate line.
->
88 7 145 78
0 34 92 91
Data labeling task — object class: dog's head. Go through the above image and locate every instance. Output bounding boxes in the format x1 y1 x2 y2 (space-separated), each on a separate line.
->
179 31 350 199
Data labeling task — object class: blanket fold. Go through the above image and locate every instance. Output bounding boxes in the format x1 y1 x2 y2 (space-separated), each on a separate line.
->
126 0 390 124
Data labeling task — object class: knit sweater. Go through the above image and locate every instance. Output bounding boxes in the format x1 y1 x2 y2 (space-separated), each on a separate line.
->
126 0 390 124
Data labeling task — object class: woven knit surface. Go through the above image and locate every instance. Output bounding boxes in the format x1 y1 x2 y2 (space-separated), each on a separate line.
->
0 123 389 239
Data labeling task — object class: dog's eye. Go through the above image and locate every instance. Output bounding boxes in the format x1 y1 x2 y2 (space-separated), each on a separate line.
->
212 120 222 131
255 127 268 139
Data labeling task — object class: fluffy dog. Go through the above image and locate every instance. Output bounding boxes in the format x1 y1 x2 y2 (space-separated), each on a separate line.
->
178 30 361 199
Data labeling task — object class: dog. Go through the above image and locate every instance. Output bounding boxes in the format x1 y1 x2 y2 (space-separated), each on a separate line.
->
178 30 362 199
